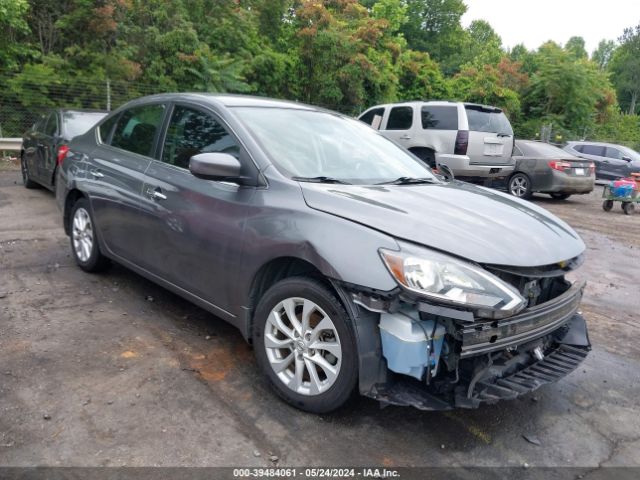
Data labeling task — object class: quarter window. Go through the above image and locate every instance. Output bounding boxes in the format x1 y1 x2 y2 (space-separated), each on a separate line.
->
98 114 119 144
386 106 413 130
359 107 385 129
421 106 458 130
111 104 165 157
161 106 240 169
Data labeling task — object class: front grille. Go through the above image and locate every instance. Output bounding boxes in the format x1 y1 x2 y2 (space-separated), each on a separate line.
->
487 269 572 308
459 281 585 357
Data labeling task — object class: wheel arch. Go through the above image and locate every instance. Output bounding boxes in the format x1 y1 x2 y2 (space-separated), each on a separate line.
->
63 189 86 235
246 256 335 338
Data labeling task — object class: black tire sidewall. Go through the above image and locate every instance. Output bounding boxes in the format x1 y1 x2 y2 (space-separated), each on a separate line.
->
252 277 358 413
69 198 107 272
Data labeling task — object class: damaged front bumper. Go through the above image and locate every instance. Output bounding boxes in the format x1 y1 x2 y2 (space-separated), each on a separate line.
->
374 314 590 410
342 279 590 411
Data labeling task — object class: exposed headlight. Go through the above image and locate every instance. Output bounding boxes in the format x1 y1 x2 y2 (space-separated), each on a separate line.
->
380 244 525 319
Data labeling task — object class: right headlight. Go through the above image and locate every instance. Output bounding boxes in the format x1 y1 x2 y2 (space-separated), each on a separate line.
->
380 243 526 319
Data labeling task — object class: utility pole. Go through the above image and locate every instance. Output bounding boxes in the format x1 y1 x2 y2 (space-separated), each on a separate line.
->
106 79 111 111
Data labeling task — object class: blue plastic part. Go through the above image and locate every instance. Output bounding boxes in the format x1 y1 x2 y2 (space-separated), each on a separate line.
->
379 315 445 381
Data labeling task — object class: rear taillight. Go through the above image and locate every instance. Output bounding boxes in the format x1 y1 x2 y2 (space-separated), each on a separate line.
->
454 130 469 155
589 162 596 175
57 144 69 165
548 160 571 171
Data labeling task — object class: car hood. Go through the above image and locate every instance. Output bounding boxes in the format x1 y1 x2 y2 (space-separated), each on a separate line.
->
300 181 585 267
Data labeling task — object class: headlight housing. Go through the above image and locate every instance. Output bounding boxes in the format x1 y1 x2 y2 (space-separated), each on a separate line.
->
380 244 525 319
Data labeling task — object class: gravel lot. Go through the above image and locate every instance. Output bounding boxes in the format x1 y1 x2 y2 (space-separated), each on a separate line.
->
0 168 639 470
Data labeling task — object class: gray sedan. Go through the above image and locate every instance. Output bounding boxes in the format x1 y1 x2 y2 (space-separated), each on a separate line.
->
508 140 595 200
56 94 590 413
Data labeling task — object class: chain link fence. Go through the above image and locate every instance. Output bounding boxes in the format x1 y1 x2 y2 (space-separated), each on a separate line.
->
0 74 166 140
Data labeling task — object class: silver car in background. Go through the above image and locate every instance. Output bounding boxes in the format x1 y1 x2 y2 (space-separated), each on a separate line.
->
509 140 595 200
564 141 640 180
358 101 515 182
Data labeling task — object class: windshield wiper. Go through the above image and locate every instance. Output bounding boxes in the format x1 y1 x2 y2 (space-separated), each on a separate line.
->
292 176 352 185
497 132 512 137
376 177 437 185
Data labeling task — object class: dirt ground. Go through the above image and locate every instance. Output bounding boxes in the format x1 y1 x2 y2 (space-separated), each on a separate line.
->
0 167 639 471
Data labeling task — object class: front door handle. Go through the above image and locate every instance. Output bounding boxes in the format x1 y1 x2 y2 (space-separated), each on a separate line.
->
89 169 104 178
146 187 167 201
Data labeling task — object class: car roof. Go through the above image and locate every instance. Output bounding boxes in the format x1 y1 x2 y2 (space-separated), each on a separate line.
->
119 93 317 111
566 140 624 148
361 100 504 112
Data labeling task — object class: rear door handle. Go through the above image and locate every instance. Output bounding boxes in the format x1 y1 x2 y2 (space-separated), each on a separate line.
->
400 135 412 140
89 169 104 178
146 187 167 201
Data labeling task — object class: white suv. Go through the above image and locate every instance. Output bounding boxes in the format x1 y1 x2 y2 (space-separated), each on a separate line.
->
358 101 515 181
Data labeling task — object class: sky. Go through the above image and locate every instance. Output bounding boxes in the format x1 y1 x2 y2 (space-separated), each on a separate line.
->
463 0 640 54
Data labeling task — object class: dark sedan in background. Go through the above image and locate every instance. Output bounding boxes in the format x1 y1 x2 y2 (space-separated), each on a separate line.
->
508 140 595 200
564 141 640 180
21 108 107 190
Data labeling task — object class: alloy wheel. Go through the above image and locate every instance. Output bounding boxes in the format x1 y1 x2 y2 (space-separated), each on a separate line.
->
264 297 342 396
510 176 529 197
72 207 94 263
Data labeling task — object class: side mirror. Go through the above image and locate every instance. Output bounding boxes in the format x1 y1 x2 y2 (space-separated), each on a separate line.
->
622 156 632 162
189 152 242 181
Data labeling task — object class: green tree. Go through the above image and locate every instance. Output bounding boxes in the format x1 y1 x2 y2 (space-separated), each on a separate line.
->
523 42 616 136
592 39 617 70
565 36 588 60
401 0 467 72
0 0 34 70
610 25 640 114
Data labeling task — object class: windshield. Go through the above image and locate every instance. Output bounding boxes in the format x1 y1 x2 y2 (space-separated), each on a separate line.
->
63 111 108 139
619 146 640 162
232 107 439 185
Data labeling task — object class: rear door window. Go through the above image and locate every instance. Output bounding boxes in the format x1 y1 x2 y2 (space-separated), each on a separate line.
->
421 106 458 130
359 107 385 129
161 105 240 169
111 104 166 157
385 106 413 130
582 144 605 156
465 106 513 135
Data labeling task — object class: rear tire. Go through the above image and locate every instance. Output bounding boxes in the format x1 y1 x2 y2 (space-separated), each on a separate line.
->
550 193 571 200
508 173 532 199
21 155 38 189
252 277 358 413
602 200 614 212
70 198 110 272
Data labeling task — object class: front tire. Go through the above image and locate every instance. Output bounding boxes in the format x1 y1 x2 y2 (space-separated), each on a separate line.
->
508 173 532 199
252 277 358 413
70 198 110 272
